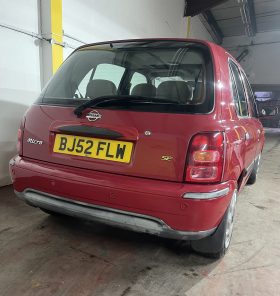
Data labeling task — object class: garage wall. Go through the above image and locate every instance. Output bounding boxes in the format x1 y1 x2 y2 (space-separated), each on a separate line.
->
223 31 280 85
0 0 41 187
0 0 213 187
63 0 213 58
188 16 213 42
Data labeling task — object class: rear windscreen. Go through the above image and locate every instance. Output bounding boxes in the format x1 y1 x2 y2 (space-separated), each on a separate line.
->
37 41 214 114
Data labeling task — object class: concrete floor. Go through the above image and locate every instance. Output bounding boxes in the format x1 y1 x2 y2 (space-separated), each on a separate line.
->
0 131 280 296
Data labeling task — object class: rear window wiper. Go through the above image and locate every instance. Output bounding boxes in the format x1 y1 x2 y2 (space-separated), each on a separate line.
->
74 95 179 117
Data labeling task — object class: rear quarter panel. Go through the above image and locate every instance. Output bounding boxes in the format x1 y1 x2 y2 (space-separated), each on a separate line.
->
213 47 255 186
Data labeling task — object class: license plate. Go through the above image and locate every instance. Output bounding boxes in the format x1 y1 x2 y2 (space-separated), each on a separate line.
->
53 134 133 163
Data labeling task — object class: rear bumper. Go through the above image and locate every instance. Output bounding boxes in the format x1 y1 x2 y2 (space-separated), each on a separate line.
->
15 189 215 240
10 156 236 238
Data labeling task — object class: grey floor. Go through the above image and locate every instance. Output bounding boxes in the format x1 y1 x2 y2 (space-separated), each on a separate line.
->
0 131 280 296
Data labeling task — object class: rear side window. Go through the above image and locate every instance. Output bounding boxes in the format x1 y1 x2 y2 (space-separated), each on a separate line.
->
76 64 125 98
241 72 258 117
39 41 214 114
130 72 147 94
94 64 125 88
229 62 249 117
77 69 93 98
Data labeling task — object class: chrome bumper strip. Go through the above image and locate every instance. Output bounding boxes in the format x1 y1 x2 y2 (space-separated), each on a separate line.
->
183 187 230 200
15 189 216 241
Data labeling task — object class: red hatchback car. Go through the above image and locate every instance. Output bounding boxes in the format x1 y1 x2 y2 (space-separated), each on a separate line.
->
10 39 264 258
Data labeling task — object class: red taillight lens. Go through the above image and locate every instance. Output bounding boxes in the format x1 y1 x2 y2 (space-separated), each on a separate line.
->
186 132 224 183
16 116 26 156
17 128 23 155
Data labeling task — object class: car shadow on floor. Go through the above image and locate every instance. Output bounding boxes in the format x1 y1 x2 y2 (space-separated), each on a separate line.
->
0 186 221 296
29 211 220 294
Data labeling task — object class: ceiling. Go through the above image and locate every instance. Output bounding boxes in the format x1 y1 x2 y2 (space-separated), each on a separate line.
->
210 0 280 37
185 0 280 43
184 0 227 16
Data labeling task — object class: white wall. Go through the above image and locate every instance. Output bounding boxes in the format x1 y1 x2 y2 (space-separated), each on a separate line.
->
223 31 280 85
63 0 213 59
0 0 212 187
0 0 41 186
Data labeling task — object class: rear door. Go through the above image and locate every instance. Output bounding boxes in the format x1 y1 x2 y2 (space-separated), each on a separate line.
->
229 61 257 173
23 104 221 182
241 71 264 156
22 41 217 183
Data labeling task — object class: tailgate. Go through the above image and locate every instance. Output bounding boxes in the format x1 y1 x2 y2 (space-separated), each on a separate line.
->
22 105 217 182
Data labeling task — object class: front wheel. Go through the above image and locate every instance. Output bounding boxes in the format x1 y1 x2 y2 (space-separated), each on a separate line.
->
191 190 237 258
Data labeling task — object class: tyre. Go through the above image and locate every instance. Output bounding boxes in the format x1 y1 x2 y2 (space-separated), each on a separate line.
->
247 154 261 185
191 190 237 259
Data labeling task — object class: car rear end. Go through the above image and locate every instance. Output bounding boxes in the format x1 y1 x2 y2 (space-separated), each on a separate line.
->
10 39 235 242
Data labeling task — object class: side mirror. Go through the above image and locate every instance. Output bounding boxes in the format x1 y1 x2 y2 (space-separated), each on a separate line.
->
258 106 279 117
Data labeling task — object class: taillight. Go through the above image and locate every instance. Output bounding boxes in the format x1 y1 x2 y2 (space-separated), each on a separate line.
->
17 115 26 156
17 128 23 155
185 132 224 183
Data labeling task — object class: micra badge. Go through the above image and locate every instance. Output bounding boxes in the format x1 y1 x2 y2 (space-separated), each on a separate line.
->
27 138 43 145
161 156 173 161
86 110 102 122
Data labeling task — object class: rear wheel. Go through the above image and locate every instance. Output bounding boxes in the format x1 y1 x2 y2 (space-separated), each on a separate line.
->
247 154 261 185
191 190 237 258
